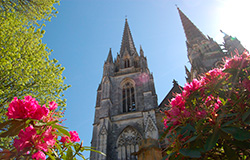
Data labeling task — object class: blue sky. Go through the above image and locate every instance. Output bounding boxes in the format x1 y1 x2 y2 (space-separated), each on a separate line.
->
42 0 250 158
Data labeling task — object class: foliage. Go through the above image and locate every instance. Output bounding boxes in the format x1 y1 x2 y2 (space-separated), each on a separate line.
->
162 52 250 159
0 96 104 159
0 0 69 148
0 1 70 119
0 0 59 22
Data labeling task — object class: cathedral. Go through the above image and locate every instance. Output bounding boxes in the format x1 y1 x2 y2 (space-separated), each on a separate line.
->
90 7 247 160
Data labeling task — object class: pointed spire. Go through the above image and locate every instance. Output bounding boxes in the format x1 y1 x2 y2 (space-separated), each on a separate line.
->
120 18 137 57
140 45 144 57
106 48 113 63
177 7 207 46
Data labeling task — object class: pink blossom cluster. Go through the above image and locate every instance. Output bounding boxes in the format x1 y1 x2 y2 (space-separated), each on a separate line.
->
14 125 56 160
224 51 250 70
60 131 81 143
5 96 81 160
164 51 250 129
6 96 49 120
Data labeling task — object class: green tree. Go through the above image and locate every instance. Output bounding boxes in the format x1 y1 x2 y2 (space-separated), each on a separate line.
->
0 0 59 21
0 0 70 147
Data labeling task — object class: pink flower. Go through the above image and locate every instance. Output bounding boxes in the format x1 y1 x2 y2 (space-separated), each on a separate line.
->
42 127 56 146
6 97 28 119
183 79 201 97
170 94 185 108
60 131 80 144
14 125 36 151
6 96 49 120
196 110 207 119
201 68 225 86
69 131 80 142
164 119 168 128
242 79 250 92
32 151 46 160
32 105 49 120
13 125 56 154
60 136 70 143
49 101 58 111
224 51 250 70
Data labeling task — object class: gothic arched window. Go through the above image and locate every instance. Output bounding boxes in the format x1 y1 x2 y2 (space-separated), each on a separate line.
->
117 126 142 160
124 59 130 68
122 82 136 113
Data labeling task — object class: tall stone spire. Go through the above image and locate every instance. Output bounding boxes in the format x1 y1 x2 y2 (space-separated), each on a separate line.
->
120 18 137 57
177 7 207 47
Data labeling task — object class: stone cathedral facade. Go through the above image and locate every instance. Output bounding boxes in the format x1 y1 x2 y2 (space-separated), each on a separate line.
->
90 8 247 160
90 19 159 160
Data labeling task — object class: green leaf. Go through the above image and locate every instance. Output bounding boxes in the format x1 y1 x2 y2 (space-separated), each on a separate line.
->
221 118 238 127
231 140 250 150
77 153 86 160
0 121 26 137
220 113 238 118
242 108 250 124
223 143 238 160
159 124 173 140
180 123 196 137
223 68 238 75
221 127 250 141
179 148 201 158
183 135 198 144
52 124 70 137
46 120 59 126
34 122 47 127
204 129 219 151
66 146 73 160
47 151 56 160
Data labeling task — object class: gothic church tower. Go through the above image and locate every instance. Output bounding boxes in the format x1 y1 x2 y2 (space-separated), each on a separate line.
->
90 19 159 160
177 7 247 82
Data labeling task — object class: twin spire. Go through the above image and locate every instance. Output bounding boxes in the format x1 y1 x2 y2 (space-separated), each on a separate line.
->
107 8 205 63
177 7 207 47
107 6 215 58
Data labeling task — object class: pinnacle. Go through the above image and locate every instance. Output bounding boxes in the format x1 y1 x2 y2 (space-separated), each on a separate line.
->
140 45 144 57
106 48 113 63
120 19 137 57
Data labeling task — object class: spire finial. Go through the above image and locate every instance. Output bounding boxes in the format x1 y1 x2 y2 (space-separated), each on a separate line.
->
172 79 178 86
120 16 136 57
220 30 227 36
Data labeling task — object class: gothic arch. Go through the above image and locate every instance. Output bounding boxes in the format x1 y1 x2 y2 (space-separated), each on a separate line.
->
145 116 158 139
120 79 136 113
117 126 142 160
123 50 131 68
97 123 108 159
102 77 111 99
120 78 135 87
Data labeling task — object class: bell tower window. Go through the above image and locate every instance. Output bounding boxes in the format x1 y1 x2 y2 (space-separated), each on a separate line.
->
124 59 130 68
122 82 136 113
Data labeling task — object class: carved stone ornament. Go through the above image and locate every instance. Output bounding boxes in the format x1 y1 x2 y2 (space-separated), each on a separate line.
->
117 127 142 147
